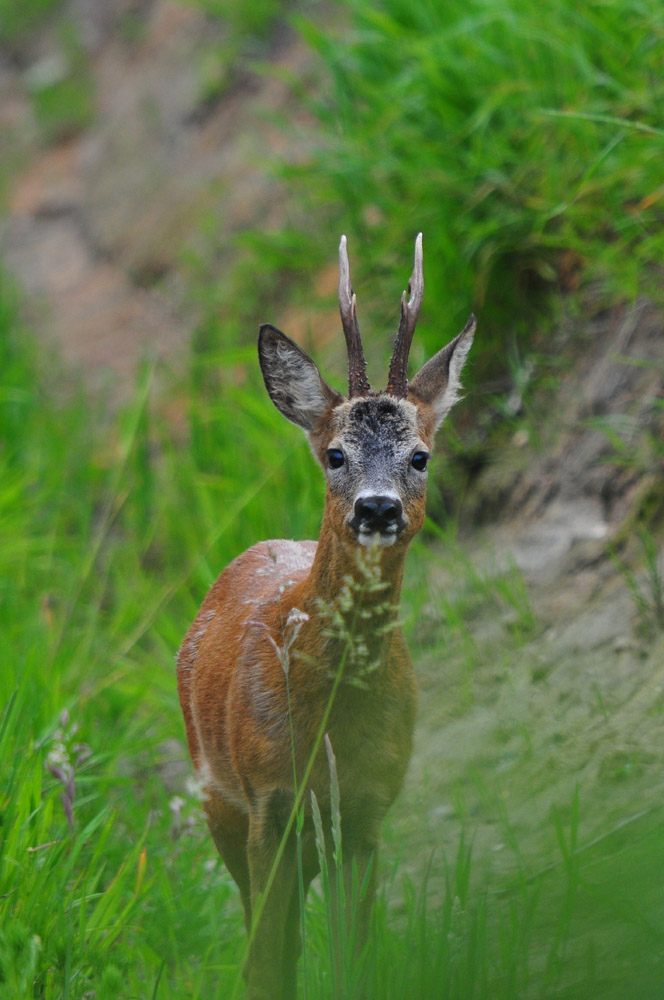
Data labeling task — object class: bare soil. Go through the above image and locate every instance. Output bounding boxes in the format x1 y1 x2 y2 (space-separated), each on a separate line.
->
390 299 664 995
1 0 313 397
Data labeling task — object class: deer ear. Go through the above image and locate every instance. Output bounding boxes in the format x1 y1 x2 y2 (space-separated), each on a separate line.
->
258 325 343 432
407 315 476 430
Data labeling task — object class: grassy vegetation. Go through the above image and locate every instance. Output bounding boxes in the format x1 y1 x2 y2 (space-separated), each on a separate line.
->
275 0 664 379
2 0 664 996
187 0 664 507
0 279 461 998
2 286 662 997
0 0 63 47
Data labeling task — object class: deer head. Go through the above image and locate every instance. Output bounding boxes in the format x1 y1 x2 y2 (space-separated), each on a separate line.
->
258 234 475 551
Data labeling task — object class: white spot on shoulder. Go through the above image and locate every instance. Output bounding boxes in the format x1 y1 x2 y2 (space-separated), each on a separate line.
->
263 540 316 575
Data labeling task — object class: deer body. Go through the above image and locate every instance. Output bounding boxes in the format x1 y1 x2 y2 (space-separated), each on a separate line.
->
179 535 415 816
177 235 475 999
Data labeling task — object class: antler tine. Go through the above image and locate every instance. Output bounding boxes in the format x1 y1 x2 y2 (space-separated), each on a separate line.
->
339 235 371 398
386 232 424 397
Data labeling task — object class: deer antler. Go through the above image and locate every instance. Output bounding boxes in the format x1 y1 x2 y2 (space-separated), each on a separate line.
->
339 235 371 398
386 233 424 398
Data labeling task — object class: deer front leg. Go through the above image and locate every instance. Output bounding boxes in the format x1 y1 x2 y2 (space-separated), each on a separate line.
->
204 791 252 932
245 793 299 1000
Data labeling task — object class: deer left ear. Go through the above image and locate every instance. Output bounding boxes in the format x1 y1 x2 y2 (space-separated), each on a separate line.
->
407 314 476 431
258 324 342 432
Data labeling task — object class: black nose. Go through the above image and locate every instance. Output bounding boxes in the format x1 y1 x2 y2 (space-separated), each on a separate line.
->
354 495 403 531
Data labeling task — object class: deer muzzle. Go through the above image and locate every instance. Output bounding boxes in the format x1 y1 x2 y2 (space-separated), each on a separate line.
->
350 494 406 545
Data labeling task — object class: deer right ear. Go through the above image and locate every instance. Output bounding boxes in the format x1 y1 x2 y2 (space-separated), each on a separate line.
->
258 325 343 432
407 315 476 431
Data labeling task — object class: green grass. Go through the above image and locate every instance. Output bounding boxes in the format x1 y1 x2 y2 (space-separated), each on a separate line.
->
0 0 62 46
191 0 284 39
2 259 663 997
308 0 664 306
248 0 664 390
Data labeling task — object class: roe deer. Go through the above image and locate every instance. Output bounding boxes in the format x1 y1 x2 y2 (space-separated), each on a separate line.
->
177 234 475 999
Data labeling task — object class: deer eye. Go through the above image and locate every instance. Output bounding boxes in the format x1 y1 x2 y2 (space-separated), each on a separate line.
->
327 448 345 469
411 451 429 472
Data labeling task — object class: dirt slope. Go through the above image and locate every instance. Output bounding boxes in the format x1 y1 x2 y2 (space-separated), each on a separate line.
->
397 297 663 855
390 298 664 995
1 0 311 395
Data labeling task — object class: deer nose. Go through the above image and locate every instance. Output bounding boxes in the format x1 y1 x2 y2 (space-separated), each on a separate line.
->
354 495 403 531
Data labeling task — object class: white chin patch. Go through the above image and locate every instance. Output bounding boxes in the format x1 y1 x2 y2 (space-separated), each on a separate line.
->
357 529 397 548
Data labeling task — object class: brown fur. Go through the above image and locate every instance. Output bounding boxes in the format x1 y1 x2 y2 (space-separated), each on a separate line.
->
176 250 475 999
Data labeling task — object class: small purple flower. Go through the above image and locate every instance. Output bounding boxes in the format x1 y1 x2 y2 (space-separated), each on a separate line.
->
45 711 91 832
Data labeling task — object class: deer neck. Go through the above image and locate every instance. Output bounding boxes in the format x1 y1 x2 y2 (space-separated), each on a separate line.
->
288 512 408 681
310 515 406 605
